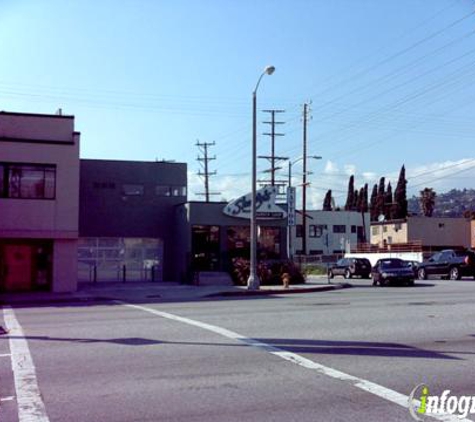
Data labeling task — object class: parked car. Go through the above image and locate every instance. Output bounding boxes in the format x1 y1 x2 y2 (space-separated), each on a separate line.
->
328 257 371 279
417 249 475 280
371 258 415 286
404 260 421 278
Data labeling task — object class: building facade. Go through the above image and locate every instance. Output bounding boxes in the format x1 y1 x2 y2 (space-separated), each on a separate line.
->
78 159 187 282
292 211 370 257
370 216 472 251
174 201 288 282
0 111 80 292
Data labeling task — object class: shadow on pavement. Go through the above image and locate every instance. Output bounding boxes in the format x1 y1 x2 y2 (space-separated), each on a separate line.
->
1 334 469 361
255 338 464 360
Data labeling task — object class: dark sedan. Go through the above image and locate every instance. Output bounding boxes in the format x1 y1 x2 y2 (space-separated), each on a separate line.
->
371 258 415 286
328 257 371 279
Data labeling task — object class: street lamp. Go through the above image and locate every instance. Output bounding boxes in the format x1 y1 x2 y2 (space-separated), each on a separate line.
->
248 65 275 291
287 155 321 260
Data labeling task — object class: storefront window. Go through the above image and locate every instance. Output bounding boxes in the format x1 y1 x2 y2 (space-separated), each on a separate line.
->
227 226 281 260
227 226 250 260
258 227 281 259
192 225 220 271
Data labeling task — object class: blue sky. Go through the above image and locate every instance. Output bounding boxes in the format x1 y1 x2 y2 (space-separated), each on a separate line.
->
1 0 475 207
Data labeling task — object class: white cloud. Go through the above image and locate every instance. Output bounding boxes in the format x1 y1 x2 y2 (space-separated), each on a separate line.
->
188 171 250 202
188 158 475 209
324 160 339 174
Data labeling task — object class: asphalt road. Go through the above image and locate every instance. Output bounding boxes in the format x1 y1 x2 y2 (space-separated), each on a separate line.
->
1 278 475 422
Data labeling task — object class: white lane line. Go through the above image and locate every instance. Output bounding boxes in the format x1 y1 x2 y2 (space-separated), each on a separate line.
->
2 306 50 422
0 396 15 402
0 353 12 358
121 302 471 422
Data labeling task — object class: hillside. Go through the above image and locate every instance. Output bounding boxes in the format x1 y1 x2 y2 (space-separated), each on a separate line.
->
408 188 475 217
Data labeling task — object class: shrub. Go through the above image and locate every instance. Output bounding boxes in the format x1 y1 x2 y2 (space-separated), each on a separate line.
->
231 258 305 286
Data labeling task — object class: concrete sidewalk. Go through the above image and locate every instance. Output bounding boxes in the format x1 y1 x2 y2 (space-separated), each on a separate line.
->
0 276 351 306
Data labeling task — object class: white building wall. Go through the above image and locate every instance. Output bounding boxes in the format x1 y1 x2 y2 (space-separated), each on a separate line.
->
292 211 370 255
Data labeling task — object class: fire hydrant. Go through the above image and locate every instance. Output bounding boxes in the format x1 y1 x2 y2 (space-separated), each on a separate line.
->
282 273 290 289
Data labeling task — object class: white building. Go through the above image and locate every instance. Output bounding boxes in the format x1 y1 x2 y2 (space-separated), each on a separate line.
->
0 111 80 292
292 210 370 257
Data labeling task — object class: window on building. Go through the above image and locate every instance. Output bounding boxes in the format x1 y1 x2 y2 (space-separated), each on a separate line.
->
155 185 186 197
383 225 388 233
155 185 171 196
0 163 56 199
310 249 323 255
333 225 346 233
372 226 379 235
296 225 303 238
351 225 357 233
93 182 116 189
122 184 144 196
309 224 326 238
171 186 187 197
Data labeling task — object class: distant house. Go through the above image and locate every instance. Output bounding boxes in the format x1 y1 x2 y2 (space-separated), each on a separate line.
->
370 216 472 252
0 111 80 292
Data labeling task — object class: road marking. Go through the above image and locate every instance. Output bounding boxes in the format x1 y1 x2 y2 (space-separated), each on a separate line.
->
121 302 471 422
0 396 15 402
2 306 50 422
0 353 12 358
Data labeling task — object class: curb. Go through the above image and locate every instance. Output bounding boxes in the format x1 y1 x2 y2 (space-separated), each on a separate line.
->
0 296 112 307
205 283 352 298
0 283 352 306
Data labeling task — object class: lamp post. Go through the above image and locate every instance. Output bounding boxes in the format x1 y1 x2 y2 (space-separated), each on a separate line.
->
287 155 321 260
248 65 275 291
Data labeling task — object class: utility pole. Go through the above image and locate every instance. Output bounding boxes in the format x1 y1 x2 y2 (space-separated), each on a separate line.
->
196 140 220 202
259 109 287 186
258 110 288 198
302 103 309 257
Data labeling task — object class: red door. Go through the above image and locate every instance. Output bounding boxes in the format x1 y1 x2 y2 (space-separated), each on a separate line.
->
3 245 33 291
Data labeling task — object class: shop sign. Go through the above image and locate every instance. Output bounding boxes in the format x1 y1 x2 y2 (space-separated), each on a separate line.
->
223 186 287 220
287 186 296 226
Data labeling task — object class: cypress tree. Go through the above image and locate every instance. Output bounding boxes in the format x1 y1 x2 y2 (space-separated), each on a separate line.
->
394 165 408 219
369 184 378 221
376 177 385 220
353 189 359 211
362 183 369 213
384 182 393 219
323 189 333 211
357 187 365 212
345 175 355 211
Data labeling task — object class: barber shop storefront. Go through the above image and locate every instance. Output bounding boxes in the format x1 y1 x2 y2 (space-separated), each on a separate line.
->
174 187 289 281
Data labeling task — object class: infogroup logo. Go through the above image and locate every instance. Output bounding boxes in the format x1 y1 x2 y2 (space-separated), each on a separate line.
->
408 384 475 421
